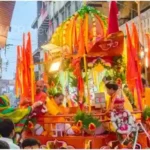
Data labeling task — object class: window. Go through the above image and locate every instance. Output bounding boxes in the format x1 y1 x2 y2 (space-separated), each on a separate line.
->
75 1 78 11
75 1 81 11
60 7 65 22
66 2 71 17
55 15 59 27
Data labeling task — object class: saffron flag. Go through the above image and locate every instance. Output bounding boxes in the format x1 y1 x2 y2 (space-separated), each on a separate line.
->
15 33 35 104
146 34 150 68
126 24 142 110
26 32 35 104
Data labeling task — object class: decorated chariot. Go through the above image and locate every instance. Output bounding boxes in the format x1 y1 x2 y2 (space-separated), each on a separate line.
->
13 1 150 149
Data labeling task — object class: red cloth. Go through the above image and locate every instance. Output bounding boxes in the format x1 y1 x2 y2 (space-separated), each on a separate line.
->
35 91 47 103
31 91 47 117
107 1 119 35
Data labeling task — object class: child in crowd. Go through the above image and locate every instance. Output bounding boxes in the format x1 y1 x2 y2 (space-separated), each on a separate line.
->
21 138 41 149
0 140 10 149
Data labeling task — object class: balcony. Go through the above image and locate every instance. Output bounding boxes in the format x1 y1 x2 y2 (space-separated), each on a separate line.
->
31 7 49 31
38 9 49 30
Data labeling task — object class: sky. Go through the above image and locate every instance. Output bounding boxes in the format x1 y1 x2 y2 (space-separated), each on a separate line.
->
1 1 37 80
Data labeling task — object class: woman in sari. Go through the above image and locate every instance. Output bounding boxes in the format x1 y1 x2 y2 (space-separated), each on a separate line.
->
105 82 133 112
0 95 42 133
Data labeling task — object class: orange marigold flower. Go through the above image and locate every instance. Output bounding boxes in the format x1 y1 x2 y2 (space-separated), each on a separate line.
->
76 120 83 128
88 123 96 131
72 126 81 135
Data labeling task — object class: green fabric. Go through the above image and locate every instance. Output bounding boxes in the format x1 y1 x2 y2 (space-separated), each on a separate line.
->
0 95 32 133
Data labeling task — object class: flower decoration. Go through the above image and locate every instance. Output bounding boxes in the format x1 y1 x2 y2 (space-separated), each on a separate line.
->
76 120 83 128
71 126 81 135
88 123 96 131
28 121 34 129
41 140 74 149
74 111 101 134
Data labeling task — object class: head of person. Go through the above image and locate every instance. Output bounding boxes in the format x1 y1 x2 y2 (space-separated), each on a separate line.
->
21 138 41 149
105 82 118 96
36 80 44 94
113 98 124 111
54 93 64 106
0 140 10 149
0 119 15 138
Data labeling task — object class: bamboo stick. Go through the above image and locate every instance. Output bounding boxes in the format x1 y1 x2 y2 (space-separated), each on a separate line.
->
83 54 91 112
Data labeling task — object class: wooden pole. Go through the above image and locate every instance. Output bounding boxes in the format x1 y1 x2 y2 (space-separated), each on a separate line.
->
83 54 91 112
31 65 35 104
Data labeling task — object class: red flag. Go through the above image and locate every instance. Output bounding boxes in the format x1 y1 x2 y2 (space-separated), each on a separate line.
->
107 1 119 35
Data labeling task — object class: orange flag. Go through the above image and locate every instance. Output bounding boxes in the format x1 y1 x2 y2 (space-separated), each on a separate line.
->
132 23 143 95
26 32 35 104
146 34 150 68
22 34 28 97
15 46 21 97
26 32 33 87
126 24 142 110
76 19 85 57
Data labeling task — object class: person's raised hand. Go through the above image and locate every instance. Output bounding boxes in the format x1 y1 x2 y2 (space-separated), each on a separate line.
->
24 98 31 104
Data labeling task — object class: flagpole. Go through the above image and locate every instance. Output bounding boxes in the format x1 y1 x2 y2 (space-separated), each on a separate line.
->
31 65 35 104
137 2 148 82
82 0 91 112
83 54 91 113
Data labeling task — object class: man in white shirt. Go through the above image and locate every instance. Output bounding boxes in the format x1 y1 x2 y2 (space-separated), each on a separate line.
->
0 119 20 149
